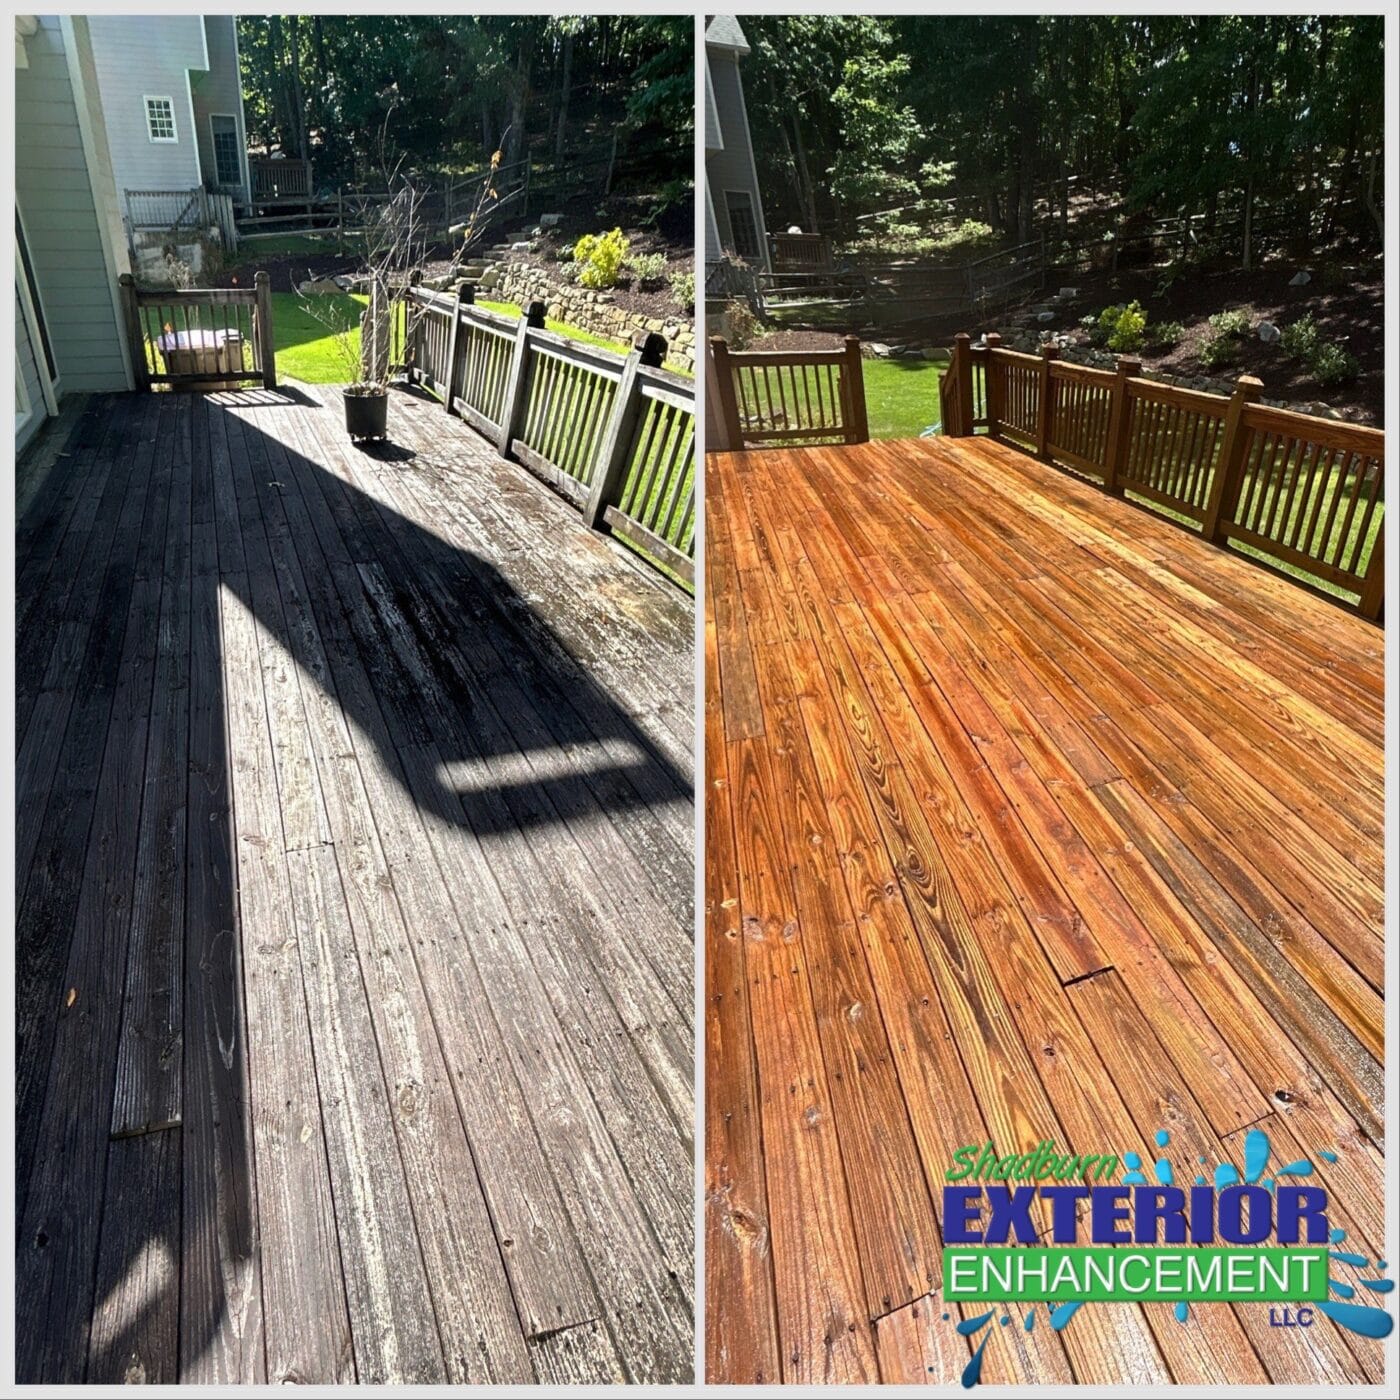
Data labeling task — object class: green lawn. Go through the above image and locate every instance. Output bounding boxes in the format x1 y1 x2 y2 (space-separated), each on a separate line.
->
264 291 690 383
862 354 948 439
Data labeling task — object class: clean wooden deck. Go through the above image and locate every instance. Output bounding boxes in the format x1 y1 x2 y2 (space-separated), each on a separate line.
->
705 435 1384 1385
15 385 694 1383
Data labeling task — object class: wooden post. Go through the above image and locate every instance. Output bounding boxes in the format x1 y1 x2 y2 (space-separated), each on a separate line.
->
1102 354 1142 493
1357 530 1384 622
584 330 666 530
841 336 869 444
336 186 345 253
1034 341 1059 458
442 281 474 413
983 332 1003 436
119 273 150 392
709 337 745 450
254 270 276 388
1202 374 1263 542
952 332 974 437
497 299 547 456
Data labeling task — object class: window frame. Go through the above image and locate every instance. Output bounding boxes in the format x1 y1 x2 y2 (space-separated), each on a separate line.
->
209 112 241 186
724 189 761 261
144 94 178 144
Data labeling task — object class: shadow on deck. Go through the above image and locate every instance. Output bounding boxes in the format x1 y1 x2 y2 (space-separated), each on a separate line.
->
15 385 695 1383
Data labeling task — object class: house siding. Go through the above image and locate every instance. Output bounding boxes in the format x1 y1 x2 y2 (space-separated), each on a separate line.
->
16 282 46 453
15 17 130 396
704 45 769 268
88 14 205 201
192 16 249 199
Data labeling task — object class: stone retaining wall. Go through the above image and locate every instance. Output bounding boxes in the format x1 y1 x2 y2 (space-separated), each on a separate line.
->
491 261 696 373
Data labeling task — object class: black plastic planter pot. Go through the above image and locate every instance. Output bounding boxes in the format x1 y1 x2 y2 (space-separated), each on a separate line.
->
343 388 388 441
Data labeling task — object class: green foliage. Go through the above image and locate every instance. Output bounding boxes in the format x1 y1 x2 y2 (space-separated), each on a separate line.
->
1094 301 1148 353
573 228 629 289
1279 314 1321 361
739 15 1383 260
724 301 760 351
625 251 668 287
1208 308 1252 338
1280 316 1357 386
1310 343 1358 387
1148 321 1186 349
1199 333 1239 370
669 270 695 309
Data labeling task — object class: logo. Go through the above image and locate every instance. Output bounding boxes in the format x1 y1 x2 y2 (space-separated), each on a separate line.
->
934 1128 1393 1389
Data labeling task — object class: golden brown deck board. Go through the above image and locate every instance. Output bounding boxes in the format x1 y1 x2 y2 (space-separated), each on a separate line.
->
704 435 1384 1385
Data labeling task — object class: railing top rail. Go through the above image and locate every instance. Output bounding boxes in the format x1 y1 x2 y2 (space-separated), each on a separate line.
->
636 362 697 396
1124 376 1230 414
986 345 1043 368
524 324 627 377
1241 400 1385 454
131 286 258 305
721 347 851 367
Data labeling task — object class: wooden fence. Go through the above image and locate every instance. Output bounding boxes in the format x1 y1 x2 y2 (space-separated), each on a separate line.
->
125 187 238 248
249 156 314 202
401 285 695 587
770 232 832 273
941 332 1384 618
707 336 869 450
119 271 275 392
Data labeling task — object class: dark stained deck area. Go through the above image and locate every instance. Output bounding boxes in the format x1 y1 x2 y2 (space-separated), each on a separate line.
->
15 384 694 1383
705 435 1384 1385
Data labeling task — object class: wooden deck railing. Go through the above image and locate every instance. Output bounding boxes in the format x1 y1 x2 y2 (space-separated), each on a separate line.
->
402 285 695 587
708 335 869 450
943 332 1384 618
119 271 275 391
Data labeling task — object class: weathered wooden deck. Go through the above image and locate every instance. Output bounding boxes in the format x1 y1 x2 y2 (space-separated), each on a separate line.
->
705 436 1384 1385
15 385 694 1383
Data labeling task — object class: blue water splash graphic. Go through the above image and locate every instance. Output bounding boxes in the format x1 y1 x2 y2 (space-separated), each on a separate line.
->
1049 1302 1082 1331
1277 1159 1313 1177
1319 1149 1339 1163
1329 1227 1347 1244
1123 1151 1146 1185
1330 1279 1355 1299
1154 1157 1174 1185
1360 1279 1395 1295
1242 1128 1270 1182
1174 1301 1189 1324
1316 1301 1395 1339
1155 1129 1170 1149
960 1334 990 1389
1023 1310 1035 1333
956 1310 994 1337
1213 1162 1240 1189
1331 1250 1369 1268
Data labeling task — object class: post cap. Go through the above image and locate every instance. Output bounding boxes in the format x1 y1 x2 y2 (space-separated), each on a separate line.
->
635 330 667 366
1234 374 1264 396
254 270 270 286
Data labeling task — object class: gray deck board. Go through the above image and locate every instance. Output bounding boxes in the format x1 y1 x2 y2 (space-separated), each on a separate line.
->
13 384 695 1383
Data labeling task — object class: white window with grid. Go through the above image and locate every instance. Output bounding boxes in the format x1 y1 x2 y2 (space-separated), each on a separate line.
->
145 95 177 143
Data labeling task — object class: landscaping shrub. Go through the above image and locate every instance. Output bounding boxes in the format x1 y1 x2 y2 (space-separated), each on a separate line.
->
1310 342 1359 386
1095 300 1147 352
573 228 629 289
724 300 760 351
1199 333 1238 370
1207 308 1251 338
670 270 695 310
1280 313 1321 361
626 251 668 287
1147 320 1185 349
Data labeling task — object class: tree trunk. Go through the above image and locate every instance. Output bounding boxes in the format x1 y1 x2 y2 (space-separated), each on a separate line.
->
554 30 572 161
287 15 307 160
1363 148 1382 242
791 112 819 232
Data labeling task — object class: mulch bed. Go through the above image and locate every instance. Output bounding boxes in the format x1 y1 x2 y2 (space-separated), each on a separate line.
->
1035 260 1384 425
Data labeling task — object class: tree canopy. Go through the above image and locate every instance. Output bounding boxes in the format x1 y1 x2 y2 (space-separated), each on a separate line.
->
739 15 1384 258
238 15 692 181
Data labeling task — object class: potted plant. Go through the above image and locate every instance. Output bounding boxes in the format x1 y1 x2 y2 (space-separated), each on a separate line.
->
298 146 511 443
